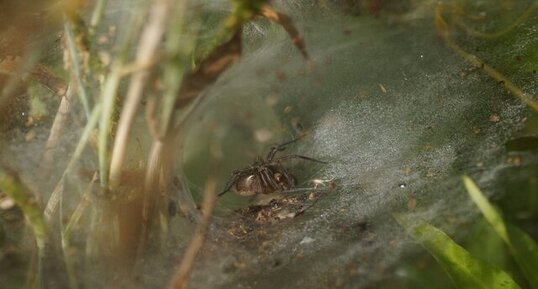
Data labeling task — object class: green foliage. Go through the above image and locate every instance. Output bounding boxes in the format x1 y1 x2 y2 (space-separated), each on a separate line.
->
396 214 521 289
397 177 538 289
464 219 509 273
464 176 538 289
228 0 267 29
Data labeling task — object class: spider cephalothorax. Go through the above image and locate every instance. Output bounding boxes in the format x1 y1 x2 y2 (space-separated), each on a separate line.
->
219 139 326 197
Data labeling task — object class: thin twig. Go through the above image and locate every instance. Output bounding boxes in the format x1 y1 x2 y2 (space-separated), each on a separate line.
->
168 169 218 289
435 4 538 111
453 2 537 40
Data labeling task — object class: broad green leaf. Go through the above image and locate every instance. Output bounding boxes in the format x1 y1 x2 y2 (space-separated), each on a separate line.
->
465 219 508 270
395 214 521 289
464 176 538 289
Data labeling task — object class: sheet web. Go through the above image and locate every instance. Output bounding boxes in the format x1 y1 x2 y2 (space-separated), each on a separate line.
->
1 1 533 289
166 4 532 289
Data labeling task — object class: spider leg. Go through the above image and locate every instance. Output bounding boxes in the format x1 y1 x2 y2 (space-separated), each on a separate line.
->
266 138 300 161
258 169 271 193
261 166 281 192
274 163 296 189
280 187 330 195
218 171 246 197
274 154 327 164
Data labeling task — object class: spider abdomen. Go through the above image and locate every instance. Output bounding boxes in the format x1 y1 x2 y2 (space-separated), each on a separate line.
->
234 174 263 196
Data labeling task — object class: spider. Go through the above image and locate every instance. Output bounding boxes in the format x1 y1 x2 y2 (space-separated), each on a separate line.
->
218 139 327 197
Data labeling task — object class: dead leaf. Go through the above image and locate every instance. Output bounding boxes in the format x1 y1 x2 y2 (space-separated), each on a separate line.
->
260 4 309 59
175 29 242 108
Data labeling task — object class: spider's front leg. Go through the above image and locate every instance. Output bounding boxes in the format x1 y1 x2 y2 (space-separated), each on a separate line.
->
218 170 244 197
266 138 300 161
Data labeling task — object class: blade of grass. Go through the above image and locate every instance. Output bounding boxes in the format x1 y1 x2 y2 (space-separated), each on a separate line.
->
64 20 91 119
43 81 75 163
463 176 538 288
44 103 102 220
59 173 96 289
89 0 106 37
395 214 521 289
158 0 189 137
97 70 120 189
97 0 150 189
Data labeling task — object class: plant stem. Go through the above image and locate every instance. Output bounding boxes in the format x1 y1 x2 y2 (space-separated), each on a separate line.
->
168 169 218 289
64 21 92 119
109 0 175 188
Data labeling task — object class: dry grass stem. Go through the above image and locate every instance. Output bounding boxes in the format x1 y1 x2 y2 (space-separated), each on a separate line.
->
109 0 174 188
168 171 218 289
43 80 74 163
44 104 102 220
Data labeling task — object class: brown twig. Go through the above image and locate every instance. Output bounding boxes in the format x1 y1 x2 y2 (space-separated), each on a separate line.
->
168 169 218 289
174 29 242 108
435 4 538 111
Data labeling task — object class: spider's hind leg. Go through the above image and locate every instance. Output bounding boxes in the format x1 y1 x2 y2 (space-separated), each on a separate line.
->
275 154 327 164
280 187 330 195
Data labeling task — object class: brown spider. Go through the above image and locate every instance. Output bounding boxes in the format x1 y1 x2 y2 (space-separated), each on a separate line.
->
219 139 327 197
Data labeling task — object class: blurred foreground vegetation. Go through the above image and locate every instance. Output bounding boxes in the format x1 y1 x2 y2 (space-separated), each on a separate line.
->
1 0 538 289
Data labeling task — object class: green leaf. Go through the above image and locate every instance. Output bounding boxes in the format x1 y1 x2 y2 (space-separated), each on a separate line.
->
464 176 538 289
0 170 46 250
395 214 521 289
